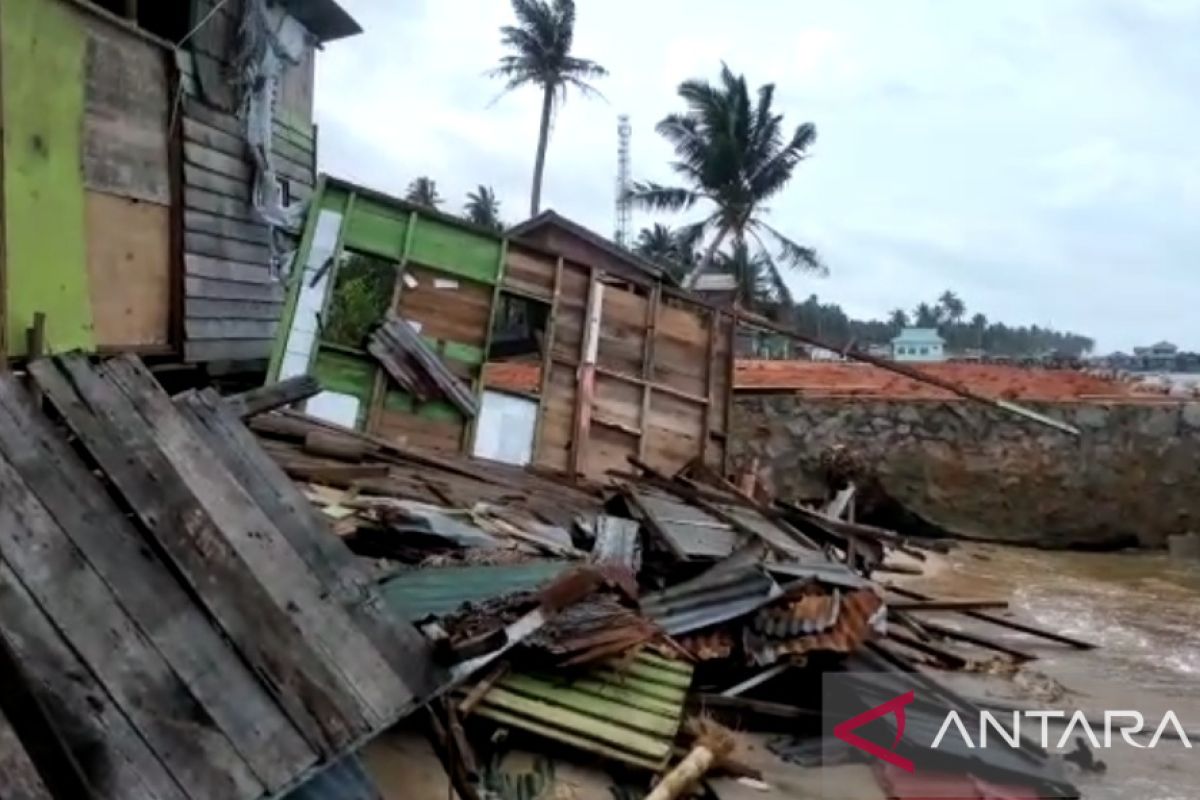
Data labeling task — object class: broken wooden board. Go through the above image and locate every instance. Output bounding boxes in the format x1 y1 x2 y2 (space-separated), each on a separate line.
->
0 376 315 794
370 315 479 417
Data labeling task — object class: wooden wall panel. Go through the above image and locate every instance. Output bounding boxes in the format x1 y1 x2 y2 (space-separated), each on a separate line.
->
652 302 710 398
595 286 647 377
503 244 556 301
584 424 639 480
645 391 706 471
81 12 169 205
395 266 491 352
85 192 170 348
533 362 577 471
1 0 94 356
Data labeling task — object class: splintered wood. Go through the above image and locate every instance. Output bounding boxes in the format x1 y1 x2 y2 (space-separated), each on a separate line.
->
0 355 437 800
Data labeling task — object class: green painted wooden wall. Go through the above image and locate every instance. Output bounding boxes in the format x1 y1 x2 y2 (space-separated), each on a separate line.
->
1 0 95 356
271 179 507 450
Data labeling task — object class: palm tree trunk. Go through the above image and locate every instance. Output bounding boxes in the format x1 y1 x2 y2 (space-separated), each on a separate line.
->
530 84 554 216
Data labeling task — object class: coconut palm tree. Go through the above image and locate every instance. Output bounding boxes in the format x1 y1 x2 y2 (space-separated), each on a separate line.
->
633 224 698 282
937 290 966 324
489 0 607 216
627 64 823 291
913 302 940 328
716 241 790 310
405 177 442 210
464 185 503 230
971 312 988 349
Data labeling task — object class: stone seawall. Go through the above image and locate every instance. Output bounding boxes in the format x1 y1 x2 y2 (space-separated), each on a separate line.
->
731 395 1200 549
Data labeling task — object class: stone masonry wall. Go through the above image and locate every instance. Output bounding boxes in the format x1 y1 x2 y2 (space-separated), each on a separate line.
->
731 395 1200 549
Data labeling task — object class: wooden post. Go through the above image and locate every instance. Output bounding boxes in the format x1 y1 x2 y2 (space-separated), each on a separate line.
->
530 257 563 465
637 283 659 460
463 240 507 454
25 313 45 401
569 270 602 475
123 0 139 20
0 28 7 372
367 210 418 432
699 307 719 464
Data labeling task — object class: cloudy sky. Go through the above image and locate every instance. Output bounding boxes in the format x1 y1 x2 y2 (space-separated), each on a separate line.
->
315 0 1200 353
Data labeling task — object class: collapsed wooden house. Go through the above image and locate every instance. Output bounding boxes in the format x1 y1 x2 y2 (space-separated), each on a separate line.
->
0 0 358 367
268 177 736 480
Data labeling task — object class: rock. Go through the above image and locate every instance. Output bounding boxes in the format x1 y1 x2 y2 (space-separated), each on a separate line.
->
1167 532 1200 561
1073 404 1109 429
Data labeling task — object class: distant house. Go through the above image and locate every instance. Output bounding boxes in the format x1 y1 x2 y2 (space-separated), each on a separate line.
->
891 328 946 362
1133 341 1178 372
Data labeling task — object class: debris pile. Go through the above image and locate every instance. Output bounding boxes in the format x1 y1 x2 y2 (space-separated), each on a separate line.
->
0 356 1094 800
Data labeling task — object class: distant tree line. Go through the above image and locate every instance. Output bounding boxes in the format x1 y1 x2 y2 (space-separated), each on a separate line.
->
783 291 1095 358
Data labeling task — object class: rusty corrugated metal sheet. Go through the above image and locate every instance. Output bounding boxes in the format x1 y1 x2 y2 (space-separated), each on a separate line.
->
473 652 694 770
676 628 737 661
530 596 660 666
745 588 885 665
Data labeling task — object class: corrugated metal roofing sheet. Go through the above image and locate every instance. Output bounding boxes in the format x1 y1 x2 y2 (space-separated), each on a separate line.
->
745 588 885 666
631 488 742 560
378 562 568 621
641 553 783 635
719 504 813 557
473 653 694 770
765 556 871 590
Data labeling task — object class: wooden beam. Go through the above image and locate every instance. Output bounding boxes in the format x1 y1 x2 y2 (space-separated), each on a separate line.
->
885 585 1096 649
569 270 602 475
224 375 321 418
917 619 1037 663
365 207 416 430
637 284 659 460
889 599 1009 612
0 629 92 800
530 256 563 464
700 307 718 463
463 239 507 454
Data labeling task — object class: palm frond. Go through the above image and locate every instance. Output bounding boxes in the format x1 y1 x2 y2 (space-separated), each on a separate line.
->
756 221 825 275
626 181 702 212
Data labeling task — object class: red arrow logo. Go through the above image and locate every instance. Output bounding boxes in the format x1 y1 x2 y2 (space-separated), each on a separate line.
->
833 690 916 773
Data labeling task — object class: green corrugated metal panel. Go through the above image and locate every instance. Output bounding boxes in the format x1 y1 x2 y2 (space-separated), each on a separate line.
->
408 215 503 285
475 653 694 770
2 0 94 356
342 198 409 261
378 562 568 621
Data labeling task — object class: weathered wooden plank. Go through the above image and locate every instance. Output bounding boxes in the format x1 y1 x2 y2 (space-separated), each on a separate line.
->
0 379 316 792
185 209 270 245
0 704 53 800
184 141 251 181
185 276 284 302
185 253 274 285
0 450 263 799
187 297 284 320
0 563 186 800
185 318 279 340
185 186 258 223
182 95 240 138
82 15 170 204
223 376 321 419
184 163 249 200
184 338 275 362
185 231 271 265
28 355 374 755
273 135 314 172
183 116 246 160
177 390 439 696
99 358 417 725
